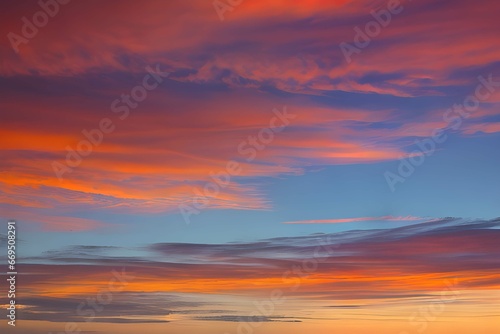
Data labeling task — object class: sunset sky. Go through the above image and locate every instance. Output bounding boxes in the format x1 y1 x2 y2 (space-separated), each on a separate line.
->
0 0 499 333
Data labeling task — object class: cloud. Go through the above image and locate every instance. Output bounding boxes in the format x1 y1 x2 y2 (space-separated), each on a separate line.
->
0 81 407 219
282 215 430 224
6 217 499 323
16 218 500 295
1 0 499 221
0 233 7 248
2 0 498 92
17 293 203 323
193 315 301 323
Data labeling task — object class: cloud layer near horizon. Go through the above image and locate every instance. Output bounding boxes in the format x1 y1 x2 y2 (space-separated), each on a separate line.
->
4 218 498 324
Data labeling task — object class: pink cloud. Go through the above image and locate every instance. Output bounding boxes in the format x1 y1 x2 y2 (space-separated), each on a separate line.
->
283 215 430 224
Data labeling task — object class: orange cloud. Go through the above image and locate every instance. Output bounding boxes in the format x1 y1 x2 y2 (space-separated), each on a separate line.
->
15 219 500 299
1 0 498 223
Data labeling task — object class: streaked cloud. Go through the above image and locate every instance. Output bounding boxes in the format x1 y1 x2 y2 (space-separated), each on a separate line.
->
283 215 430 224
13 218 500 324
1 0 499 225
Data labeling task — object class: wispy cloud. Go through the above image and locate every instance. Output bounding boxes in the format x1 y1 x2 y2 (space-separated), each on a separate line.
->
7 217 498 324
17 218 500 298
1 0 499 225
282 215 430 224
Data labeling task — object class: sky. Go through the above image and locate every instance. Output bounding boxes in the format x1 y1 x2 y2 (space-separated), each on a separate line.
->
0 0 499 333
